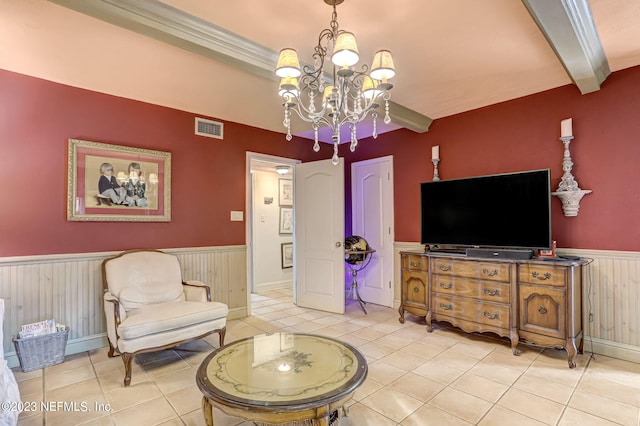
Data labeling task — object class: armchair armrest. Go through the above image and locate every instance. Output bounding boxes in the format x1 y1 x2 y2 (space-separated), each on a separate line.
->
182 280 211 302
104 291 126 345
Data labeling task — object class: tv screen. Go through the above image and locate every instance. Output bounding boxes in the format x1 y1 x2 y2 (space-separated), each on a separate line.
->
420 169 551 250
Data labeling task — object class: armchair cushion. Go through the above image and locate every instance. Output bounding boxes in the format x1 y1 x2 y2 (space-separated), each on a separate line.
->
118 300 228 340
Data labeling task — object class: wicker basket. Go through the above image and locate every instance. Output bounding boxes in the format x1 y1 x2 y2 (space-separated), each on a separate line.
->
13 329 69 372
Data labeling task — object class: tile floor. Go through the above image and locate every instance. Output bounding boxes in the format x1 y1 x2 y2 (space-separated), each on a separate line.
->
13 289 640 425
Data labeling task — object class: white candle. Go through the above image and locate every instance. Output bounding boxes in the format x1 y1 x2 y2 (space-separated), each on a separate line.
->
432 145 440 160
561 118 573 137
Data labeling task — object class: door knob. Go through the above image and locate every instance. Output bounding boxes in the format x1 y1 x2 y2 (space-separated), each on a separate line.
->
336 242 342 247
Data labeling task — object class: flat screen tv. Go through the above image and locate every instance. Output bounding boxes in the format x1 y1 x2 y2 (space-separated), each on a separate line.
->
420 169 552 250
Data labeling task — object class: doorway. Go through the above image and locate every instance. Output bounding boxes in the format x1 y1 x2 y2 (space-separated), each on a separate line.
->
246 152 299 315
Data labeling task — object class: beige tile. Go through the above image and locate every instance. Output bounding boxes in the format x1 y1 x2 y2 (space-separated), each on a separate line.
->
367 361 407 385
568 389 640 425
360 386 423 422
412 360 465 385
352 377 384 401
478 405 546 426
164 384 203 415
400 341 447 360
390 372 445 402
154 366 198 394
468 361 523 386
111 396 178 425
358 341 396 359
16 376 43 396
104 380 163 412
431 348 480 371
577 374 640 407
429 387 492 424
44 364 97 391
497 387 565 424
451 373 509 403
402 404 473 426
558 407 622 425
17 413 45 426
514 371 575 404
340 402 397 426
12 367 42 383
45 351 91 374
379 350 429 371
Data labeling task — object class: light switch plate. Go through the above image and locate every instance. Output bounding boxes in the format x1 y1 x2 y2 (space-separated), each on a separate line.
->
230 211 244 221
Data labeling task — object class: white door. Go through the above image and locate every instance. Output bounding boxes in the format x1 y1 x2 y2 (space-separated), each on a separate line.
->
295 158 345 314
351 156 394 308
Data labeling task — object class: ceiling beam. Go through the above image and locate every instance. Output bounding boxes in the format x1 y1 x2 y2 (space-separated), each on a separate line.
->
48 0 432 133
522 0 610 94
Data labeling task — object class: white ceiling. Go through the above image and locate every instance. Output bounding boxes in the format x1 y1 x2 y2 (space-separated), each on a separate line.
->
34 0 640 143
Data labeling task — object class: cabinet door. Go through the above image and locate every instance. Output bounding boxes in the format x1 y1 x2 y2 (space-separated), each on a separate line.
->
519 285 566 339
402 271 428 309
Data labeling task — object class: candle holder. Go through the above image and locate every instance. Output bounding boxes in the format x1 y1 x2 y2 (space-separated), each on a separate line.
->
432 158 440 181
551 135 592 216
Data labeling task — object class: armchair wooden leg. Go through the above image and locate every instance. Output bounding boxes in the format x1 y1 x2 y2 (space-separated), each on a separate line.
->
122 353 134 387
107 342 117 358
218 327 226 347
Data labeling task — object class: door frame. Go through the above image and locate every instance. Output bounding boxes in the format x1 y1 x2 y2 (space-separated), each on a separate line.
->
245 152 300 316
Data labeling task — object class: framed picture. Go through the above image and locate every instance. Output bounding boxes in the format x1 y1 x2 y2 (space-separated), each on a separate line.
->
279 178 293 206
67 139 171 222
281 242 293 269
279 207 293 234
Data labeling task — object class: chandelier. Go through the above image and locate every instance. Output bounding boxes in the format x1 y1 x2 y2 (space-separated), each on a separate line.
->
275 0 396 165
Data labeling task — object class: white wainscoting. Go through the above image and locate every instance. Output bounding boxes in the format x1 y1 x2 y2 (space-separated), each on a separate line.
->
394 243 640 364
0 246 247 369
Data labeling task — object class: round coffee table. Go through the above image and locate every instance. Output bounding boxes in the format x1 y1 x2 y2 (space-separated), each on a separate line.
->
196 333 367 426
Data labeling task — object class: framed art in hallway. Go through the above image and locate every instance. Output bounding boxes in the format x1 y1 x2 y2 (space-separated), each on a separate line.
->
281 242 293 269
279 207 293 234
67 139 171 222
279 178 293 206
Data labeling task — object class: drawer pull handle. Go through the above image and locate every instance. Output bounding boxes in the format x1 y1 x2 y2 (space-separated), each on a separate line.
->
439 264 452 271
482 268 498 277
439 303 453 310
532 272 551 280
483 288 500 296
440 282 452 289
538 306 548 314
410 261 422 267
483 311 499 320
413 286 420 293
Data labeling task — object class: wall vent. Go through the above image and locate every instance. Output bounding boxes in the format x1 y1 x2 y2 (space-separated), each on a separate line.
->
195 117 224 139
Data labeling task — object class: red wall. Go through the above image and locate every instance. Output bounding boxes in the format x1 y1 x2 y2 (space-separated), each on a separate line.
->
2 66 640 256
0 69 332 256
342 65 640 251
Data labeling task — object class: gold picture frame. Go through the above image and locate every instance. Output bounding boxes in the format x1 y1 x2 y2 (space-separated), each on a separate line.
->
67 139 171 222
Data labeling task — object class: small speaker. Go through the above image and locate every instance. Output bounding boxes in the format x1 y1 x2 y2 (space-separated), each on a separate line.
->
465 248 533 260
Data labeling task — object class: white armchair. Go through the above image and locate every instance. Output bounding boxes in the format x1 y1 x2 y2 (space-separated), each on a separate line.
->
102 249 228 387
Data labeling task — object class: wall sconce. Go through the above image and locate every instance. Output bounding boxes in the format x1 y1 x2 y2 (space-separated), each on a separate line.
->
551 118 592 216
275 165 290 175
431 146 440 181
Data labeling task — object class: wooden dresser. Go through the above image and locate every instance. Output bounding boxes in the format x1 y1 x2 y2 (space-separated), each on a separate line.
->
399 251 584 367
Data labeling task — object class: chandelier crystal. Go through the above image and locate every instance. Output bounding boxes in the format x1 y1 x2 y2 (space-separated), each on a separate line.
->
275 0 395 165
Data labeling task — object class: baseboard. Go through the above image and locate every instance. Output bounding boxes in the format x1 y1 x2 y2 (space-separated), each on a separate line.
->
255 280 292 293
582 336 640 364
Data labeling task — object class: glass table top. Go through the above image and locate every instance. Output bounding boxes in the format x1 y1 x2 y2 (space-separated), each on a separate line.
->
197 333 367 407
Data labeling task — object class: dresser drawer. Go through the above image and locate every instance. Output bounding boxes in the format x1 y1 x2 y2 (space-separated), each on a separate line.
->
402 254 428 271
519 264 566 287
432 258 511 282
431 275 510 304
433 294 511 329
